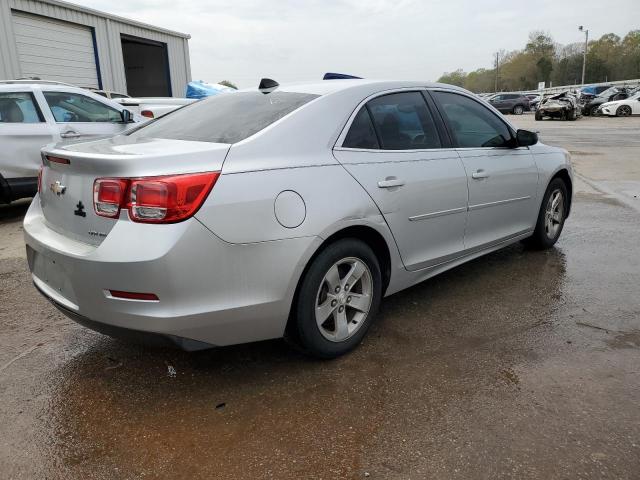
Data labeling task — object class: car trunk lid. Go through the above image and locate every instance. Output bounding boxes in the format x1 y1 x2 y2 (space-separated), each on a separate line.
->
39 136 230 245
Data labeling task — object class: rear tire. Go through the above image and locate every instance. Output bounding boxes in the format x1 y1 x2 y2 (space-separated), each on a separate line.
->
513 105 524 115
524 178 568 250
292 239 382 359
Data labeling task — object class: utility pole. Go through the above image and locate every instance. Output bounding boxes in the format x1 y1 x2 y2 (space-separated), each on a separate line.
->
494 52 499 93
579 26 589 85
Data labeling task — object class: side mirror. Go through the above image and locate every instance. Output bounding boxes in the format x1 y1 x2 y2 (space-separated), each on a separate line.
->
516 129 538 147
120 109 133 123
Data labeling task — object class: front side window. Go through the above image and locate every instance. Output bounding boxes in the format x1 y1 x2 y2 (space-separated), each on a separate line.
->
43 92 122 123
0 92 44 123
127 91 319 144
365 92 441 150
432 91 513 148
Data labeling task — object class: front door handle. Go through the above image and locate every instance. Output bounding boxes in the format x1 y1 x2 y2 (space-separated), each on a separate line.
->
471 169 489 180
60 130 81 139
378 177 405 188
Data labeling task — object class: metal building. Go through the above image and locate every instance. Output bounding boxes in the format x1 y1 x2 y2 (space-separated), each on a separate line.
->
0 0 191 97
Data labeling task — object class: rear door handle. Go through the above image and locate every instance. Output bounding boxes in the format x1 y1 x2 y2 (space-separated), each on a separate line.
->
378 177 405 188
60 130 81 139
471 169 489 180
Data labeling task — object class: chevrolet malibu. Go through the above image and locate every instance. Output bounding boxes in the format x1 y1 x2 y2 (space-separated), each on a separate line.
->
24 80 572 358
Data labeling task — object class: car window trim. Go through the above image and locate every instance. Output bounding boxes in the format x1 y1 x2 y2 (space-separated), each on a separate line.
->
335 87 447 152
426 88 518 150
0 90 46 123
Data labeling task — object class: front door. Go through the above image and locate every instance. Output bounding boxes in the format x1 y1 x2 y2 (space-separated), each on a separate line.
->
333 91 469 271
431 90 539 250
41 91 128 141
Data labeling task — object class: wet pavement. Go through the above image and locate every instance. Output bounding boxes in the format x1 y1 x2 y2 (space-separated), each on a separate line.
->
1 117 639 479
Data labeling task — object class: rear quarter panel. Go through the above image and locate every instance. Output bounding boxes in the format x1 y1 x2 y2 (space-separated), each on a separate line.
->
195 164 389 244
529 143 573 208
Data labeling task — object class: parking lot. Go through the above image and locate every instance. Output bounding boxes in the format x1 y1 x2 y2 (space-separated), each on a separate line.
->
1 115 639 479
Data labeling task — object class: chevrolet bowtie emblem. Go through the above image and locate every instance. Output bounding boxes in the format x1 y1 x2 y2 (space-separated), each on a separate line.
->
50 181 67 196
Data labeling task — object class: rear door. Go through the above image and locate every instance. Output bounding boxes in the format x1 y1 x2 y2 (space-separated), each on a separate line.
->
41 90 129 141
333 90 469 271
488 94 504 111
430 90 539 250
0 90 55 180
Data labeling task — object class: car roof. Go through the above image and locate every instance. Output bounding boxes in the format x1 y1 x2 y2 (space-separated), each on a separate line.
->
239 79 469 97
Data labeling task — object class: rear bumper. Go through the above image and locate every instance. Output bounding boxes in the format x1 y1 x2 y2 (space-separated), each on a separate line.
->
37 286 213 350
24 197 321 348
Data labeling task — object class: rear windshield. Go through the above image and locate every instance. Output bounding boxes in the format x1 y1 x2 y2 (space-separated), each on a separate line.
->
127 91 319 144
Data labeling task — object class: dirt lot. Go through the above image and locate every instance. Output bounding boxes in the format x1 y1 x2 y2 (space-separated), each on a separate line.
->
1 115 639 479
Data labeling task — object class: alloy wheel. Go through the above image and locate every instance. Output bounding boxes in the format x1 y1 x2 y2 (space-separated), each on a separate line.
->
617 105 632 117
544 189 564 240
315 257 373 342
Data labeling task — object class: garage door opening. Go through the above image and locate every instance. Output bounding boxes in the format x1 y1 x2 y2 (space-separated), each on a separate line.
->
121 35 171 97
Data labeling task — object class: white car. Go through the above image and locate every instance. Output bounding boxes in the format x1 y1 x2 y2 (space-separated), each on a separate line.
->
0 80 141 203
599 91 640 117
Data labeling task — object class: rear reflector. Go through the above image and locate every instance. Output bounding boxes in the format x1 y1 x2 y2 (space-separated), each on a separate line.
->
93 172 220 223
141 110 154 119
109 290 159 301
46 155 70 165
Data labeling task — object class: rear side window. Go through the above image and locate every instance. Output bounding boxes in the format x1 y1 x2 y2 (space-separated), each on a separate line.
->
0 92 44 123
343 107 379 149
366 92 441 150
128 91 319 144
432 91 513 148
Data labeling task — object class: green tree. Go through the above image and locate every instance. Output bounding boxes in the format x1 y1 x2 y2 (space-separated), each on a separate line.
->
219 80 238 89
436 29 640 92
437 69 467 87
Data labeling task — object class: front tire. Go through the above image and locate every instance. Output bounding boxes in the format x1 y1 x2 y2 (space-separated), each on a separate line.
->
524 178 568 249
292 239 382 358
616 105 632 117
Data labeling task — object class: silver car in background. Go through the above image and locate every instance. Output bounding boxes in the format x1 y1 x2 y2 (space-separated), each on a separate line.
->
24 79 572 358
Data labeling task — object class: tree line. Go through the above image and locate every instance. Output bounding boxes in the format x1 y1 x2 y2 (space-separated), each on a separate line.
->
437 30 640 93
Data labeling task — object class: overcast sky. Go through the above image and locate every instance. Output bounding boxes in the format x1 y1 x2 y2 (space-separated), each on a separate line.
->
76 0 640 88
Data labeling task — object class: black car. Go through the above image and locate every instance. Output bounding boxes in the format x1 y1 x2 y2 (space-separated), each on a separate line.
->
582 87 639 116
487 93 530 115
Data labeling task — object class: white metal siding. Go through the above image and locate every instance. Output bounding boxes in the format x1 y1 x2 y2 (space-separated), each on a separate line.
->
0 1 191 97
11 10 99 88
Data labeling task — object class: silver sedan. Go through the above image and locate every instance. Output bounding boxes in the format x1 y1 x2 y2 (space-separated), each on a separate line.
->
24 79 572 358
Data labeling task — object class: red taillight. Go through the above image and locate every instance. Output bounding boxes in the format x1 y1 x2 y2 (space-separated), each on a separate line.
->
109 290 159 301
93 172 219 223
141 110 154 119
37 167 43 193
94 178 128 218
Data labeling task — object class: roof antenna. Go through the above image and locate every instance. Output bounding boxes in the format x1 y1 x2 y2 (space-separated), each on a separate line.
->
259 78 279 94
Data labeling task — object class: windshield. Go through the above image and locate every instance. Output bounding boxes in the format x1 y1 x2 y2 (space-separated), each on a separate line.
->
126 91 319 144
597 88 618 98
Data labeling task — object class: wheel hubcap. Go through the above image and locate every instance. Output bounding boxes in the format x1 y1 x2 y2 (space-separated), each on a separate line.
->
544 189 564 240
315 257 373 342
